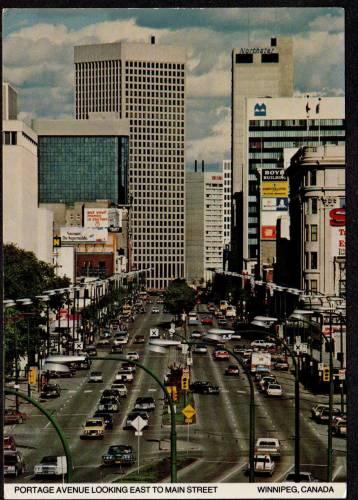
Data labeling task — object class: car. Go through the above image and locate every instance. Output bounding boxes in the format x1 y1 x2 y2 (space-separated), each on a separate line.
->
4 409 27 425
134 397 156 411
88 371 103 383
332 419 347 437
201 317 213 325
218 318 228 327
315 406 342 424
134 335 145 344
233 345 244 354
251 339 276 349
255 438 281 458
121 362 136 373
93 412 113 430
190 381 220 394
225 365 240 376
115 371 134 383
4 450 25 477
258 376 277 392
124 411 149 429
193 343 208 354
152 307 160 313
111 344 124 354
4 435 16 451
85 345 97 357
113 335 129 346
190 330 202 338
98 397 120 412
97 338 111 346
284 471 319 482
248 454 276 476
111 383 128 397
102 445 136 466
156 298 164 304
102 389 121 400
213 349 230 360
126 351 140 361
101 330 112 339
34 456 68 477
80 418 105 439
311 403 329 419
274 359 289 371
40 383 61 399
266 383 283 397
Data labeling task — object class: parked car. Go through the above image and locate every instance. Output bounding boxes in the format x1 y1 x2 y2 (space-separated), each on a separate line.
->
266 383 283 397
332 419 347 437
80 418 105 439
255 438 281 458
4 435 16 451
4 409 27 425
102 445 136 466
4 450 25 477
284 471 319 482
93 412 113 430
126 351 139 361
134 335 145 344
40 383 61 399
225 365 240 376
88 371 103 383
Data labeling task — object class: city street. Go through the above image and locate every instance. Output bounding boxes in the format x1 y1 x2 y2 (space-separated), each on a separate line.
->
5 302 346 484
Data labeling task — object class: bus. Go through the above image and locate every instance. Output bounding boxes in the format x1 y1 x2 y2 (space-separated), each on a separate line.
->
44 355 91 371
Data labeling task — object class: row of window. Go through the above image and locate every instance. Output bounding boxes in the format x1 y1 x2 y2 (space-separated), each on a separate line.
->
249 119 344 128
305 251 318 270
236 53 279 64
305 224 318 241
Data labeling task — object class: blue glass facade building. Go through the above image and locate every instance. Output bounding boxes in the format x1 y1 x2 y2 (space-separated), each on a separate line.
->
38 135 129 204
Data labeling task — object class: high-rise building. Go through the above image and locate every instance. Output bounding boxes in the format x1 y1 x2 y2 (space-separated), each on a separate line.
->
186 169 224 284
3 84 53 263
33 116 129 205
74 39 186 290
3 82 18 120
244 96 345 275
222 160 232 246
284 145 345 296
231 36 294 272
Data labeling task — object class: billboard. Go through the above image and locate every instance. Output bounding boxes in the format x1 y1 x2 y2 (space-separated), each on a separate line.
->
84 208 109 228
261 226 277 240
60 227 108 243
261 181 288 197
262 198 276 211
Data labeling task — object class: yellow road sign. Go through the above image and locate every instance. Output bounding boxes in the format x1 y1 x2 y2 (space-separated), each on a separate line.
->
182 404 196 419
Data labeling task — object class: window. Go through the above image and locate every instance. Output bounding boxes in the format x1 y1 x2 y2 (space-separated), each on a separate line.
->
311 225 318 241
236 53 253 64
305 225 309 241
310 279 318 293
311 198 318 214
310 169 317 186
261 53 279 63
311 252 318 269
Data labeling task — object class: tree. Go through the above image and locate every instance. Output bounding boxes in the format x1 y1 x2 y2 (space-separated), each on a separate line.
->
163 279 196 317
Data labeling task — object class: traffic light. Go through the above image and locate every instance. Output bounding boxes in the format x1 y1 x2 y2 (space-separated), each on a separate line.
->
323 367 330 382
171 386 178 401
181 375 189 391
28 367 37 385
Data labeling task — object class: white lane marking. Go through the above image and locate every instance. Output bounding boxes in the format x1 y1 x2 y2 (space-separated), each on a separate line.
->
148 388 157 392
218 461 248 482
83 390 93 393
68 390 76 393
236 390 246 394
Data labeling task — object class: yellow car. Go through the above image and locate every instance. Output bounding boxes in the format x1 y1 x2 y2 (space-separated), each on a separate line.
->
80 418 105 439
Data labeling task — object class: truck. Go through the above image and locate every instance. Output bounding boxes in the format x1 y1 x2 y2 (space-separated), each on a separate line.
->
102 445 136 466
251 352 271 373
34 456 67 477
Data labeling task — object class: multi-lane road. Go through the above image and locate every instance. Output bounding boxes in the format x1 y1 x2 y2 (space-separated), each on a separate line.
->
5 302 346 483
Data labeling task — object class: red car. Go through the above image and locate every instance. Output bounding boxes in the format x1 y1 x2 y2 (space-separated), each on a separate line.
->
4 436 16 450
201 317 213 325
213 350 230 360
4 409 27 425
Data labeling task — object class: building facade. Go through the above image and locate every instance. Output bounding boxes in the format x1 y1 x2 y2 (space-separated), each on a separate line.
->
3 83 18 120
3 85 53 264
285 145 345 297
33 117 129 205
186 171 224 285
231 36 294 272
74 39 186 290
244 96 345 276
222 160 232 246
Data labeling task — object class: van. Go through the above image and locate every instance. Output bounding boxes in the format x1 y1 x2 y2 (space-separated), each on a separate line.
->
255 437 281 458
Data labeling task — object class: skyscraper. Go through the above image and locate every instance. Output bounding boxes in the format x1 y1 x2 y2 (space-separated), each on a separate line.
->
74 38 186 290
231 36 293 272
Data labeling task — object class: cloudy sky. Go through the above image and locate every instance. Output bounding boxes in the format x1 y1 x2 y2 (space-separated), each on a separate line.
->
3 7 344 168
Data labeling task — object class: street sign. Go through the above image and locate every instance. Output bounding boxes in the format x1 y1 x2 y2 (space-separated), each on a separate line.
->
185 417 193 424
150 328 159 338
318 363 324 371
294 344 301 353
74 341 83 350
130 416 147 433
53 236 61 247
300 343 308 353
338 369 346 380
182 404 196 419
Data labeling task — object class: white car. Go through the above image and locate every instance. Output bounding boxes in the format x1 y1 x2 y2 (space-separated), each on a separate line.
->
251 339 275 349
248 454 276 476
266 383 283 397
111 383 128 397
88 371 103 383
126 352 139 361
115 371 134 382
193 344 208 354
113 335 129 345
152 307 160 314
255 438 281 458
